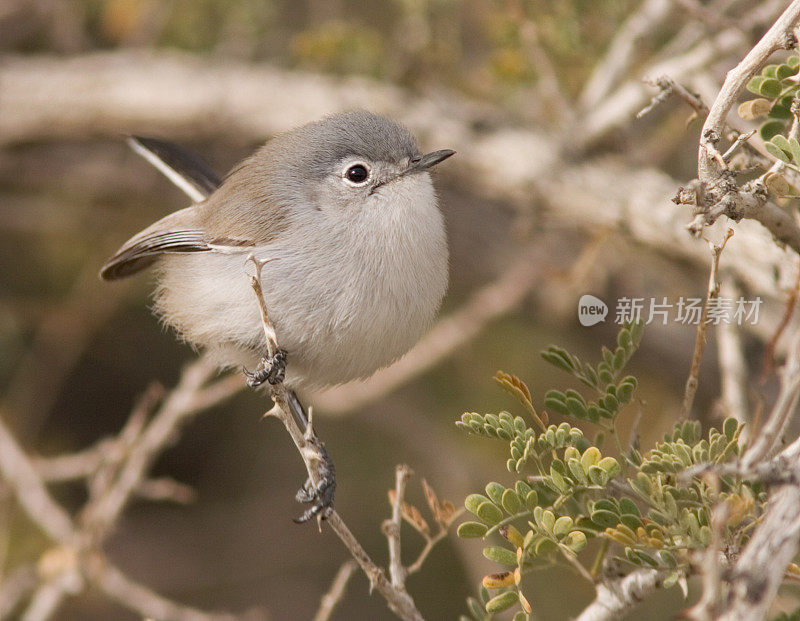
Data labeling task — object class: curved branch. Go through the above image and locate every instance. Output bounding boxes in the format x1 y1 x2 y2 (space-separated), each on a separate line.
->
575 569 664 621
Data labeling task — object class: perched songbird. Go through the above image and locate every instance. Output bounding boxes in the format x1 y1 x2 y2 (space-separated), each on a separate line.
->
101 111 453 389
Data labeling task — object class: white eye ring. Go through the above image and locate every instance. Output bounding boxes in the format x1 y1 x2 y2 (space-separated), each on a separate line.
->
342 162 371 186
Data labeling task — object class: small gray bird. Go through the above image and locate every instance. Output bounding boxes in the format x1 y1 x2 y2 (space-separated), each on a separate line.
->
101 110 454 389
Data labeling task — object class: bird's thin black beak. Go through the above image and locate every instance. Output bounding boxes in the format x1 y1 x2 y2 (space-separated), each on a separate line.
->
406 149 456 173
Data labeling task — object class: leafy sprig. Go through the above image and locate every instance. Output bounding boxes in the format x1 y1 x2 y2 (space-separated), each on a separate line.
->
456 322 764 620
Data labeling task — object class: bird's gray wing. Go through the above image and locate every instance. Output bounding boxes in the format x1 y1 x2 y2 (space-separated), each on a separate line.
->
100 207 213 280
127 136 222 202
100 230 210 280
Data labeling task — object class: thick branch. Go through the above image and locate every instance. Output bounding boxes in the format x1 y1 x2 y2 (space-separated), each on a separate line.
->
575 569 664 621
698 1 800 180
685 1 800 251
718 479 800 620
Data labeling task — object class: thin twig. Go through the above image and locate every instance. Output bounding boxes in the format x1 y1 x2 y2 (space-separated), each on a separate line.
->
245 258 425 621
405 530 448 577
637 75 708 120
386 464 413 591
561 548 595 583
33 382 162 483
0 343 246 621
721 129 756 162
312 560 358 621
78 355 219 540
0 410 73 543
92 562 239 621
21 574 78 621
681 229 733 418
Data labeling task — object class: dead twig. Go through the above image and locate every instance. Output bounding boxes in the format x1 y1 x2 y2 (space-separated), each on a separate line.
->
385 465 414 591
312 560 358 621
681 229 734 418
637 75 708 120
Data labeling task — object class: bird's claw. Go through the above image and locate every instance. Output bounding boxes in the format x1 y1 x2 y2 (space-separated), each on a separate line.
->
244 349 287 387
294 440 336 524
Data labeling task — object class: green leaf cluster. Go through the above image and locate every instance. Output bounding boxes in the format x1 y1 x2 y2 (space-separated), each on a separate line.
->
456 322 765 620
740 55 800 168
461 585 530 621
542 321 642 427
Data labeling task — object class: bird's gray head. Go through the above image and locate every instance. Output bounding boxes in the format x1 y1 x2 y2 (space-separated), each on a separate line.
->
254 110 454 216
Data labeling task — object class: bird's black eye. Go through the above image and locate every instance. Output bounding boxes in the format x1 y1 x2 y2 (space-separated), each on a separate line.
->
345 164 369 184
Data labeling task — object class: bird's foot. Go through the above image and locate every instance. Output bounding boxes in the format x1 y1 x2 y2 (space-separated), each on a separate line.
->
294 435 336 524
244 349 287 387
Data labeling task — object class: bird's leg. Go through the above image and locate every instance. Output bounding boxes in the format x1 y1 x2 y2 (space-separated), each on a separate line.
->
288 390 336 523
244 348 287 387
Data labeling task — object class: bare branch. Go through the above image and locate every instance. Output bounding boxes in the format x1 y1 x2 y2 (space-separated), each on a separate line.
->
32 382 161 483
385 464 413 591
575 568 664 621
760 258 800 382
245 259 425 621
687 1 800 250
79 355 220 539
580 0 674 110
637 75 708 120
93 562 240 621
681 230 733 418
698 2 800 180
0 411 73 544
718 470 800 620
312 560 358 621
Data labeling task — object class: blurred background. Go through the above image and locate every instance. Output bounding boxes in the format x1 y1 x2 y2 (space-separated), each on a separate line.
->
1 0 799 619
